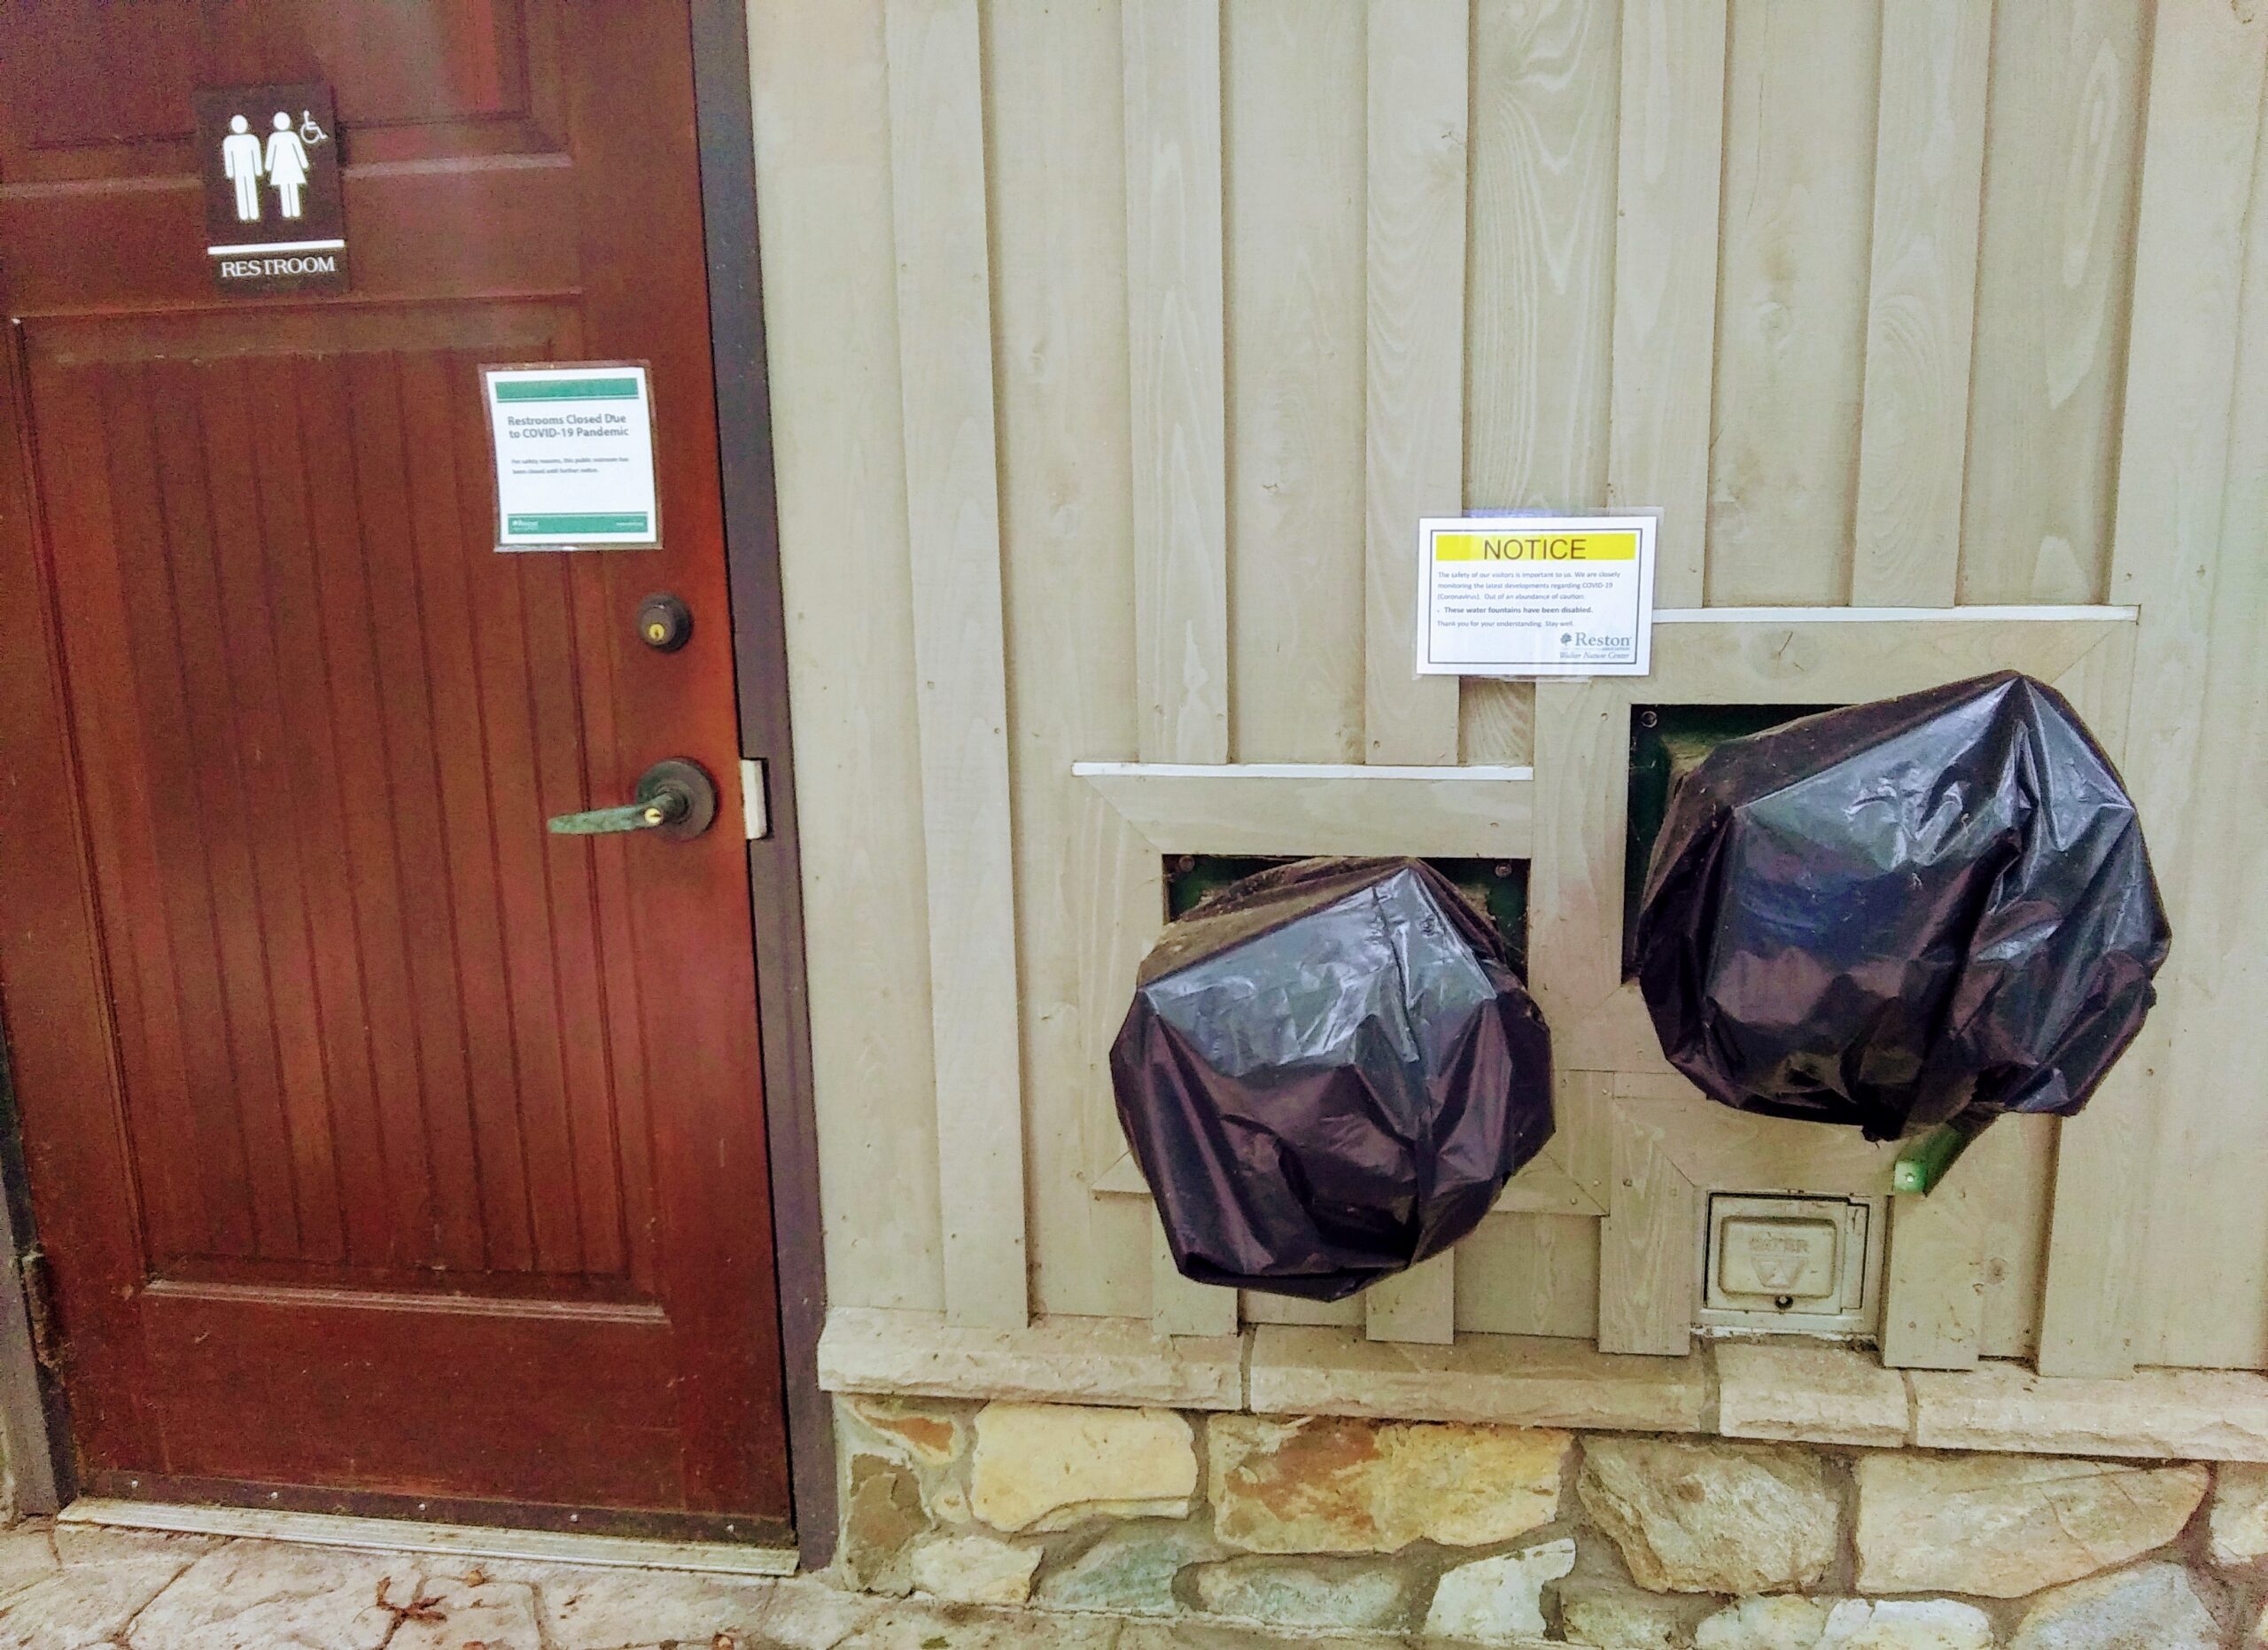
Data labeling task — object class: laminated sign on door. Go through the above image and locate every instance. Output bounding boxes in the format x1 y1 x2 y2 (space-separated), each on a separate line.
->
482 363 662 551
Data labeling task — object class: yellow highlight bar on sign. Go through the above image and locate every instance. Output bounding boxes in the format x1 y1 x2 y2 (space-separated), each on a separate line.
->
1434 530 1639 562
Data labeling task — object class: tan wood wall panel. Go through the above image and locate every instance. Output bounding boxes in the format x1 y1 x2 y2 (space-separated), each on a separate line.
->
1850 0 1990 608
750 0 944 1312
1457 1215 1601 1341
1223 0 1367 766
1460 0 1619 764
1704 0 1880 605
1121 0 1240 1335
1358 0 1472 1344
1605 0 1726 606
750 0 2268 1372
882 0 1029 1328
1363 0 1468 767
2142 123 2268 1366
986 0 1154 1323
2042 0 2268 1374
1125 0 1232 770
2039 0 2267 1377
1958 0 2148 605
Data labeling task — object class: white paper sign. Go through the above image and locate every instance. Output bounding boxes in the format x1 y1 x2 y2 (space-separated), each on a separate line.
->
1415 512 1658 677
483 364 659 550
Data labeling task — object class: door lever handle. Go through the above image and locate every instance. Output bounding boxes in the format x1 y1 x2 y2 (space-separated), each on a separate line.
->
548 758 718 841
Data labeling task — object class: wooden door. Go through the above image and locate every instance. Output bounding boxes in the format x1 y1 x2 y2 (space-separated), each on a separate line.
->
0 3 791 1534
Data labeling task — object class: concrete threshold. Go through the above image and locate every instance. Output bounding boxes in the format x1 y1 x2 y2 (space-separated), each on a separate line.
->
57 1497 799 1577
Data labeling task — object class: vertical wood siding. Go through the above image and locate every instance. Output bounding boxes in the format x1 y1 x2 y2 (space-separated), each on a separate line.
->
752 0 2268 1371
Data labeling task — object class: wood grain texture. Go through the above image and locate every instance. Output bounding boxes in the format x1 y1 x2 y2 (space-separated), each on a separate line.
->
2040 0 2268 1376
1125 0 1231 766
2137 135 2268 1372
1596 1108 1697 1357
1526 678 1629 1034
1466 0 1617 518
1851 0 1992 606
1367 1253 1456 1346
985 0 1153 1324
1350 0 1470 1334
883 0 1029 1329
1461 0 1618 762
1364 0 1467 766
1705 0 1881 605
1242 1291 1363 1329
3 0 792 1516
1975 1117 2056 1361
1458 682 1534 766
1883 1115 2058 1368
1455 1215 1600 1340
754 0 945 1314
1607 1075 1901 1195
1605 0 1727 606
755 0 2264 1372
1958 0 2149 604
1224 0 1365 765
1076 762 1533 858
1882 1167 1985 1371
1115 0 1242 1334
1153 1216 1237 1337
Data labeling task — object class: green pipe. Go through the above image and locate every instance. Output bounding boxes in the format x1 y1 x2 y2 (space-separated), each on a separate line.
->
1891 1122 1984 1196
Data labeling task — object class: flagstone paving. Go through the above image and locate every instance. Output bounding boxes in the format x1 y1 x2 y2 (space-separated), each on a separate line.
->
0 1522 1420 1650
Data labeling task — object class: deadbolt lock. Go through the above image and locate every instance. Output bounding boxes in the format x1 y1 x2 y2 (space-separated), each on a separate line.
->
636 592 693 651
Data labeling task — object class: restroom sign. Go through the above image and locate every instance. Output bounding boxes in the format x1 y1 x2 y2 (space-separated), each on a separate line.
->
191 82 348 296
1415 512 1658 678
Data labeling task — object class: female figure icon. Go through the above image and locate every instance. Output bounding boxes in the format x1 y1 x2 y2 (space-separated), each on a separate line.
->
263 112 312 220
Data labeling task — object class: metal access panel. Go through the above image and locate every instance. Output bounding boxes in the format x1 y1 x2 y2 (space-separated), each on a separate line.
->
1699 1192 1884 1336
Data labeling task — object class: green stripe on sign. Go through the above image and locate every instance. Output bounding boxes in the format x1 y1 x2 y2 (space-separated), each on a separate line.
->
507 513 651 534
493 377 641 401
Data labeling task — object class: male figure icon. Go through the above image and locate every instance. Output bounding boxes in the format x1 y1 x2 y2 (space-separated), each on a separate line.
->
221 114 263 222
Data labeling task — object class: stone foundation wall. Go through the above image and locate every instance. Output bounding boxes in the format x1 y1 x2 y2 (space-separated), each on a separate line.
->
833 1395 2268 1647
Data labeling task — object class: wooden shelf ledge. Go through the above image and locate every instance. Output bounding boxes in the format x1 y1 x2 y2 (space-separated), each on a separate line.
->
818 1309 2268 1463
1072 760 1534 859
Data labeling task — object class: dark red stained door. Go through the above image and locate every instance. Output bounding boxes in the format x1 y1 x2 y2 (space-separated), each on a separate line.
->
0 3 790 1531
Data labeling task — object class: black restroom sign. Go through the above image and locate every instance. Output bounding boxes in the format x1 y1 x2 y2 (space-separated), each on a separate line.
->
190 82 348 296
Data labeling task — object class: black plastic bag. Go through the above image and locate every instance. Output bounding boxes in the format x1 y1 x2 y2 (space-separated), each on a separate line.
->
1633 672 2170 1141
1110 858 1554 1301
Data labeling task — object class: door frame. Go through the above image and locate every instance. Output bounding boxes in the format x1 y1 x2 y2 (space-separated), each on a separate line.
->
0 0 837 1568
688 0 836 1569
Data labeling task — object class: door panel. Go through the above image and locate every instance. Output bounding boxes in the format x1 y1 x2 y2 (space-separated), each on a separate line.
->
140 1285 683 1508
1 2 563 179
0 3 788 1528
31 324 672 1294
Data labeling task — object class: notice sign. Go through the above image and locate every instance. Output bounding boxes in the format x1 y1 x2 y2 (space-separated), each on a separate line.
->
1416 512 1658 677
482 365 661 550
191 82 348 296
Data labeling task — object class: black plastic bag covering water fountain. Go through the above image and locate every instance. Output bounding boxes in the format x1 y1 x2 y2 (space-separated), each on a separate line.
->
1110 858 1554 1301
1632 672 2171 1148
